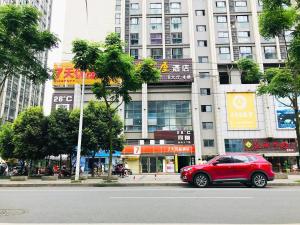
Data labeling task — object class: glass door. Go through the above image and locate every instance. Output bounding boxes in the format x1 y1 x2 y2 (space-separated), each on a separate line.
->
149 157 157 173
141 157 149 173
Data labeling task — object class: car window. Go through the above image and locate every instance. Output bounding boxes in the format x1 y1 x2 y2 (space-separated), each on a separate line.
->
232 155 249 163
247 156 257 162
217 156 233 164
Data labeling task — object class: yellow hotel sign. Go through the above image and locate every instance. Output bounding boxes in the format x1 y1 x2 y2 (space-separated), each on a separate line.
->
226 92 258 129
53 62 101 86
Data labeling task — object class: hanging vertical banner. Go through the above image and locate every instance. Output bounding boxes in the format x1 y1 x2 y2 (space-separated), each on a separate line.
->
226 92 258 129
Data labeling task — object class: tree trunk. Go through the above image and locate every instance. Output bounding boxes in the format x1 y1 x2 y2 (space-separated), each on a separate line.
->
294 105 300 167
59 154 62 178
69 153 72 176
107 117 113 182
91 152 96 177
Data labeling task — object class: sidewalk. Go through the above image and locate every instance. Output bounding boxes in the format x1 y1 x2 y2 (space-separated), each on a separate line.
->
0 174 299 187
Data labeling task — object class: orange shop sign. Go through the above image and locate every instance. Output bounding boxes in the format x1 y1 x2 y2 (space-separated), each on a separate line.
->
53 62 101 86
122 145 195 155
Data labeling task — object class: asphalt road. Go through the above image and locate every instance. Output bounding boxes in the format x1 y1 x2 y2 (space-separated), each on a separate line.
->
0 186 300 224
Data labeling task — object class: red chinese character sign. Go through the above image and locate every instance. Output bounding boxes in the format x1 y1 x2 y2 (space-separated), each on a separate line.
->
243 139 296 153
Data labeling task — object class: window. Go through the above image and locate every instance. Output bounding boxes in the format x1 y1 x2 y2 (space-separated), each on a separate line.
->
239 46 252 58
151 48 163 59
264 46 277 59
218 31 229 38
218 31 229 43
131 3 139 10
150 17 162 31
196 25 206 32
199 72 210 79
238 31 250 42
219 47 230 53
115 13 121 25
172 32 182 44
217 16 227 23
232 155 249 163
219 72 230 84
236 15 248 23
216 1 226 7
125 101 142 132
150 3 162 14
195 10 205 16
202 122 213 129
115 27 121 34
148 101 192 132
130 18 139 25
225 139 243 152
130 33 139 45
150 33 162 44
171 17 182 31
200 88 211 95
197 40 208 47
172 48 183 59
216 156 232 163
201 105 212 112
130 49 139 59
170 2 181 13
235 1 247 7
204 139 214 147
198 56 208 63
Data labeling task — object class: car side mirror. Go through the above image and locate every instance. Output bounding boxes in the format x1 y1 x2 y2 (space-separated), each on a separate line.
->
212 162 218 166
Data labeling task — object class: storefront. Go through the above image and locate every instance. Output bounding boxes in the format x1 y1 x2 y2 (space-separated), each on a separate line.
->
122 145 195 174
82 150 121 173
226 138 299 172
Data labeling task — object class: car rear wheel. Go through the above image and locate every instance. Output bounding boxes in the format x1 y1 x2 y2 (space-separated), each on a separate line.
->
252 173 267 188
193 173 209 188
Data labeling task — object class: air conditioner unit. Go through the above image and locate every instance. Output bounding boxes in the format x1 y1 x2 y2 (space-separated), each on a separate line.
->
139 140 145 145
150 140 155 145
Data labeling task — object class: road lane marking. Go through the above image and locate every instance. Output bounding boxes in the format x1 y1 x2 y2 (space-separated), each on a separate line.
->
110 196 253 199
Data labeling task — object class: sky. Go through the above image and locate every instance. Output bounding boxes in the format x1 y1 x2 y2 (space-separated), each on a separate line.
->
44 0 66 116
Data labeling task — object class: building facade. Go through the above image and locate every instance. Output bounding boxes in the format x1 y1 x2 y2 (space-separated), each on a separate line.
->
0 0 53 122
53 0 299 174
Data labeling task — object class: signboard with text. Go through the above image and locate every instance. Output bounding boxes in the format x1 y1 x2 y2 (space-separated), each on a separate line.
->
154 130 194 144
136 59 193 83
274 97 298 129
243 139 296 153
52 93 74 111
226 92 258 129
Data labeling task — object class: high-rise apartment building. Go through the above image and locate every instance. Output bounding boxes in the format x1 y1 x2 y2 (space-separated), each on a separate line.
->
53 0 299 174
0 0 53 122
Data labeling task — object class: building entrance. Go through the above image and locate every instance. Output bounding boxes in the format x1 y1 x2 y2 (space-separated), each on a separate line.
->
141 157 164 173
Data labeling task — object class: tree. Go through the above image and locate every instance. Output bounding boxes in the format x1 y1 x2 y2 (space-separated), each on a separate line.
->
72 33 161 180
237 0 300 165
13 107 48 172
0 5 58 95
47 108 75 172
0 123 15 160
82 101 124 176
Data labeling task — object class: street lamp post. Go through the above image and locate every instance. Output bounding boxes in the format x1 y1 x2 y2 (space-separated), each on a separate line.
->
75 72 85 181
74 0 88 182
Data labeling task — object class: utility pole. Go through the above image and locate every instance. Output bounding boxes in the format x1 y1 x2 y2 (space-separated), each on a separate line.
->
74 0 89 181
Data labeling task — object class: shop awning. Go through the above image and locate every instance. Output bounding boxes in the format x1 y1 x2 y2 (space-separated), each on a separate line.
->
263 152 299 157
122 145 195 155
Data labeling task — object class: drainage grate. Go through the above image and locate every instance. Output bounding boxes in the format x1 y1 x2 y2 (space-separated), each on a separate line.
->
0 209 26 216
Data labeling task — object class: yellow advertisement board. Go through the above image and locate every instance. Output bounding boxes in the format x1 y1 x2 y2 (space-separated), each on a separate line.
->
226 92 258 129
53 62 101 86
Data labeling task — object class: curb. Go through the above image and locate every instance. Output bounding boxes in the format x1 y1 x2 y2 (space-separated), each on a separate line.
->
0 182 299 187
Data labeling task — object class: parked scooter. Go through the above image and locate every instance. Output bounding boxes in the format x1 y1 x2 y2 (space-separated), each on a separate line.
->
112 163 132 177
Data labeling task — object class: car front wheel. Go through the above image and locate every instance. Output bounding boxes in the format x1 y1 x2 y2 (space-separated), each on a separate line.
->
252 173 267 188
193 173 209 188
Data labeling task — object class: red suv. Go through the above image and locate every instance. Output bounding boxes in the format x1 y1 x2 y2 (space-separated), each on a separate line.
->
181 153 275 188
